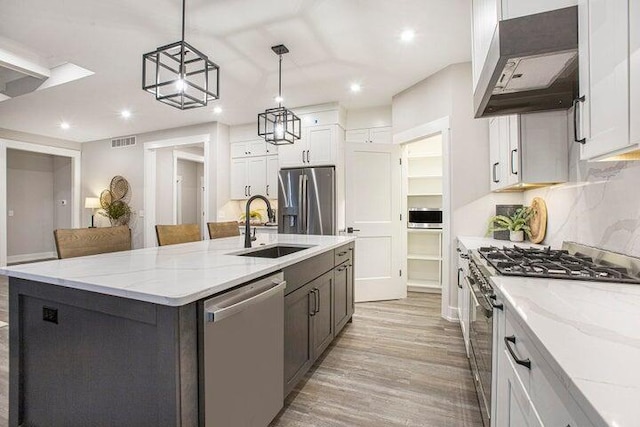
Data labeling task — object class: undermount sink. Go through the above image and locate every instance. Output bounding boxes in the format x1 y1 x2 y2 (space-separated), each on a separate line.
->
236 245 313 258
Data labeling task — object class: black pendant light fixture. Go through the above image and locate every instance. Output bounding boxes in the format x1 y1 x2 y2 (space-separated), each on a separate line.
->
258 45 301 145
142 0 220 110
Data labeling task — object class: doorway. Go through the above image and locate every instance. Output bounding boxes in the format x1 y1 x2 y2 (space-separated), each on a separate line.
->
0 139 81 267
174 154 205 239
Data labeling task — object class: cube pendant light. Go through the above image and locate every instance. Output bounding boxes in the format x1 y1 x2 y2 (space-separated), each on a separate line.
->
258 45 301 145
142 0 220 110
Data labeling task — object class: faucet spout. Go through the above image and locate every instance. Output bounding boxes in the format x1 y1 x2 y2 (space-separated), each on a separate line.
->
245 195 274 248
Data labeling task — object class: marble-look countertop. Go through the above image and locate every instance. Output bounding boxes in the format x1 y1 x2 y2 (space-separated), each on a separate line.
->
492 275 640 427
0 234 355 307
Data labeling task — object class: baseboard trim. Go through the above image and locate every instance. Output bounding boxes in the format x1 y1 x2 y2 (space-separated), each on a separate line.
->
7 251 57 264
442 305 459 322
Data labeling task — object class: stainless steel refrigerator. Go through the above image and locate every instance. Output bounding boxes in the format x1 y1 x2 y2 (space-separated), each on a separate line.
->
278 166 335 235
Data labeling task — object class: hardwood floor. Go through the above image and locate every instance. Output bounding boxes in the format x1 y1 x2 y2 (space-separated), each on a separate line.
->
0 275 481 426
270 294 482 427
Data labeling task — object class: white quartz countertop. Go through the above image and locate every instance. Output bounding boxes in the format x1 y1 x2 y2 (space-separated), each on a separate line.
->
0 234 355 306
491 275 640 427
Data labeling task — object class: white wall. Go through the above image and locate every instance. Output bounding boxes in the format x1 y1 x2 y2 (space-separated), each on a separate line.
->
0 128 81 151
346 106 392 129
392 62 520 315
53 156 72 230
7 150 56 257
177 158 199 225
155 147 174 226
524 138 640 257
82 122 228 249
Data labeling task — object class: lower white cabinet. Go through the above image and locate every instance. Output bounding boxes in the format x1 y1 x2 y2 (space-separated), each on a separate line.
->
493 296 596 427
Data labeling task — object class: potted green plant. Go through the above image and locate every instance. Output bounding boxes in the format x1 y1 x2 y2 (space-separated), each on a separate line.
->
100 200 132 226
487 206 535 242
240 210 264 225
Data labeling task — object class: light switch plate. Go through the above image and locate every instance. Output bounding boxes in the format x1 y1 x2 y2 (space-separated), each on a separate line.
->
7 210 14 217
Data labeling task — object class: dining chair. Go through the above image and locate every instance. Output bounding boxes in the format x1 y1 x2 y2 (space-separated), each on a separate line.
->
155 224 201 246
207 221 240 239
54 225 132 259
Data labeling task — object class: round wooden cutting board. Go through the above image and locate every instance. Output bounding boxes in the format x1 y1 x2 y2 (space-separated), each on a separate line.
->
529 197 548 244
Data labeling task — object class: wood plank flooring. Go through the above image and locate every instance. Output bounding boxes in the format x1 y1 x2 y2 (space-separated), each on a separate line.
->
0 276 481 426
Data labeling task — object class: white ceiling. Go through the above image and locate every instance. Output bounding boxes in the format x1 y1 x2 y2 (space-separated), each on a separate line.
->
0 0 471 142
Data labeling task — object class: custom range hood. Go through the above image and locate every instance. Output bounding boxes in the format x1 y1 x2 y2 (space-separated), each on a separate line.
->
474 6 578 118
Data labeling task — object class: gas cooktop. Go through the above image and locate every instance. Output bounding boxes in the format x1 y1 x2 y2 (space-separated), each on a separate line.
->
477 245 640 284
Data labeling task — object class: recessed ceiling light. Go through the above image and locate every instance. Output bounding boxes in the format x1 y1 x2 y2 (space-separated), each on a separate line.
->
274 96 284 103
60 122 70 130
350 83 361 93
213 106 222 114
120 109 131 119
400 29 415 43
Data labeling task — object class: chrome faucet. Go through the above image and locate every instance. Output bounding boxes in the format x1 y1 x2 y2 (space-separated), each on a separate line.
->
245 195 274 248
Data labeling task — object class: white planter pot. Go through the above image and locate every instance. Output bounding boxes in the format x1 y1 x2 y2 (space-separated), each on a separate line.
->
510 230 524 242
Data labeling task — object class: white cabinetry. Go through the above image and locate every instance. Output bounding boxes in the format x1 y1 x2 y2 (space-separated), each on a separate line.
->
345 126 392 144
230 138 278 200
493 293 596 427
472 0 577 89
577 0 640 160
489 111 568 191
278 124 341 168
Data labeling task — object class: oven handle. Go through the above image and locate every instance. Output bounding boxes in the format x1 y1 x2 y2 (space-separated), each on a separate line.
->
489 294 503 311
467 277 492 318
504 335 532 369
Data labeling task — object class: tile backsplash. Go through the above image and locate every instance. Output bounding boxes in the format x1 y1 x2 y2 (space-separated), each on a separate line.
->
525 142 640 257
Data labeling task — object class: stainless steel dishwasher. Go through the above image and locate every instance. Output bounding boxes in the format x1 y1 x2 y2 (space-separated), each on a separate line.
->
202 272 285 427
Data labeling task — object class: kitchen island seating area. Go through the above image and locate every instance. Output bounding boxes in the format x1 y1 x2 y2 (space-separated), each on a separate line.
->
53 226 132 259
207 221 240 239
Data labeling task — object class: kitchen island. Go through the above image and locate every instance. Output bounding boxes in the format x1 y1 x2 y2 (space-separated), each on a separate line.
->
1 233 355 426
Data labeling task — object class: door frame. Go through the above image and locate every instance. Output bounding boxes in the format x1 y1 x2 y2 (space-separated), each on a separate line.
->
0 139 81 267
172 150 205 237
143 134 210 247
393 117 453 321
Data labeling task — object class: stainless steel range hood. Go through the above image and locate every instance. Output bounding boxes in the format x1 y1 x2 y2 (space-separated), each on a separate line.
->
474 6 578 118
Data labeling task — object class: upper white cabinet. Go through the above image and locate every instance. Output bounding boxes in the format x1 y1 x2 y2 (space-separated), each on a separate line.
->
472 0 578 90
266 156 279 199
230 140 277 158
577 0 640 160
278 124 341 168
345 126 392 144
489 111 568 191
230 138 279 200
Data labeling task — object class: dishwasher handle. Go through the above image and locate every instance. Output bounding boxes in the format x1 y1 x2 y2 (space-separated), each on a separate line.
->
205 279 286 323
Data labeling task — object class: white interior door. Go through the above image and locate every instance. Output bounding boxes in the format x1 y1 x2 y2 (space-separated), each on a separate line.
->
346 143 403 302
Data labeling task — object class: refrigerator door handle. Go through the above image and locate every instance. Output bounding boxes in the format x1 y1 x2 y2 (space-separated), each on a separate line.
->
298 174 304 234
303 174 309 234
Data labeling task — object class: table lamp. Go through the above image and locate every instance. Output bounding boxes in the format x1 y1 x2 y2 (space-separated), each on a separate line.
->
84 197 101 228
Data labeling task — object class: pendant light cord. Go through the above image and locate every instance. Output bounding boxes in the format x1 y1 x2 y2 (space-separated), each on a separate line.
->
278 54 283 108
181 0 186 43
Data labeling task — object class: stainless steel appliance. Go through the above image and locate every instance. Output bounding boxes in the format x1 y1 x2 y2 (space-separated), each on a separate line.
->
465 241 640 426
407 208 442 229
474 6 578 118
278 166 335 235
201 273 286 427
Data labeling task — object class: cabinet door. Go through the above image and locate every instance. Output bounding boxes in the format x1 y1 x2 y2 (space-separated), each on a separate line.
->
506 115 520 187
369 127 392 144
278 138 307 168
472 0 501 90
266 156 279 199
345 129 369 144
311 271 334 358
284 283 314 397
248 140 267 157
230 142 248 158
631 0 640 145
230 158 248 200
489 118 503 191
580 0 630 159
247 157 266 197
496 350 544 427
307 125 334 166
265 142 279 156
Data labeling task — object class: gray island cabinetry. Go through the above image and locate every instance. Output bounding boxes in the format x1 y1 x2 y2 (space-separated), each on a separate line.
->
1 234 355 427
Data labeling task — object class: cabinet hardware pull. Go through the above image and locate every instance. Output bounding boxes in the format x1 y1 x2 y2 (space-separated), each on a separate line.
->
504 335 531 369
337 251 348 256
266 184 269 196
309 291 316 316
492 162 499 183
489 295 503 310
306 150 310 163
248 185 251 196
460 253 469 259
302 151 306 164
457 268 463 289
313 289 320 314
337 265 347 272
510 149 518 175
244 186 248 197
573 96 586 144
